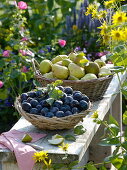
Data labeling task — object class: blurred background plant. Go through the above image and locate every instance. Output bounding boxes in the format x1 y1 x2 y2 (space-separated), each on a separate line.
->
0 0 110 132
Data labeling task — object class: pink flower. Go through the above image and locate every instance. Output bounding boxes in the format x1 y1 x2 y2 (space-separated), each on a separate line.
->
58 40 66 47
21 66 29 73
19 49 34 57
18 1 28 10
19 49 27 56
0 81 4 88
2 50 10 57
21 37 28 41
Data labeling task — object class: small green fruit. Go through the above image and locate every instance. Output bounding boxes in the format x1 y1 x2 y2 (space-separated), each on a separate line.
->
52 55 68 64
85 62 100 75
52 64 69 79
52 134 63 139
22 134 32 143
68 52 77 62
81 73 97 80
43 72 54 79
48 138 64 145
62 59 72 67
68 63 85 79
39 59 52 74
68 75 79 80
94 59 106 68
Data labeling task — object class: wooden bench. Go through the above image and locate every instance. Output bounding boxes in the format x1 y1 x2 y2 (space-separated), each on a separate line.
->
0 72 126 170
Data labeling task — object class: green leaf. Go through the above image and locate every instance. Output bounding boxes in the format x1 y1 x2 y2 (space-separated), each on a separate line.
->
99 166 107 170
53 80 63 87
0 89 8 100
0 59 5 68
108 115 119 127
68 160 79 169
74 125 86 135
108 124 120 136
114 45 125 53
123 111 127 125
47 0 54 11
99 137 120 146
122 141 127 150
121 4 127 12
124 127 127 138
64 135 76 141
85 162 97 170
119 165 127 170
52 163 65 169
110 66 125 73
46 98 54 106
80 58 89 65
110 157 123 169
122 81 127 99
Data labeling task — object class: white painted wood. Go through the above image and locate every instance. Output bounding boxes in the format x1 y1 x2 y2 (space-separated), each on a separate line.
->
0 72 126 170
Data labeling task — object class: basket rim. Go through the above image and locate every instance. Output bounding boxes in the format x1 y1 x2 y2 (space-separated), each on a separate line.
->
15 96 91 121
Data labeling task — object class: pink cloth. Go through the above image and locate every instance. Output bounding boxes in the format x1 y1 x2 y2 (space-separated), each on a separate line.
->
0 129 46 170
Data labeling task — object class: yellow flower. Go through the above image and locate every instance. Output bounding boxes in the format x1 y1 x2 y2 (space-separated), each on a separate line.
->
92 9 98 19
33 151 48 163
111 28 124 41
98 22 108 36
98 10 107 19
102 34 110 44
85 4 98 16
72 25 78 31
91 111 98 119
43 159 52 168
59 143 69 152
104 0 115 8
112 11 127 25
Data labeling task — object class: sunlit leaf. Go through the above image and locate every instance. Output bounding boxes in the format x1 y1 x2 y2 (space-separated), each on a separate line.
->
74 125 86 135
64 135 76 141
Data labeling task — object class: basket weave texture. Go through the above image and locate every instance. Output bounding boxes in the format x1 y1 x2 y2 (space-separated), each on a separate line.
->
32 59 113 101
15 97 91 130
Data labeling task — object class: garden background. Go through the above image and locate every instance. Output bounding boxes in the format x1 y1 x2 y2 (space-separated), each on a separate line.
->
0 0 127 133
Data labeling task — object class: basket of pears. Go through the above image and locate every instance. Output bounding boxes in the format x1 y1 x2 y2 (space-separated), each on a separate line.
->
15 80 91 130
32 52 113 101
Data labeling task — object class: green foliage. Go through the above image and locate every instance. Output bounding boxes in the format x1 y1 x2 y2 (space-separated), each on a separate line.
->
74 125 86 135
46 80 64 105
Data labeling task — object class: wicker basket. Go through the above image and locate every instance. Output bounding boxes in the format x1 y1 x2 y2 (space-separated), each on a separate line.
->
15 97 91 130
32 59 113 101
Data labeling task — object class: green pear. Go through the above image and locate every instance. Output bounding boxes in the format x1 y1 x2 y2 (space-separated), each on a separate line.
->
52 64 69 79
43 72 54 79
22 134 32 143
68 52 78 62
56 61 62 65
98 72 111 77
39 59 52 74
52 55 68 64
68 75 79 80
85 62 100 75
62 59 72 67
94 59 106 68
100 66 111 73
68 63 85 79
74 52 86 65
81 73 97 80
99 66 111 77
